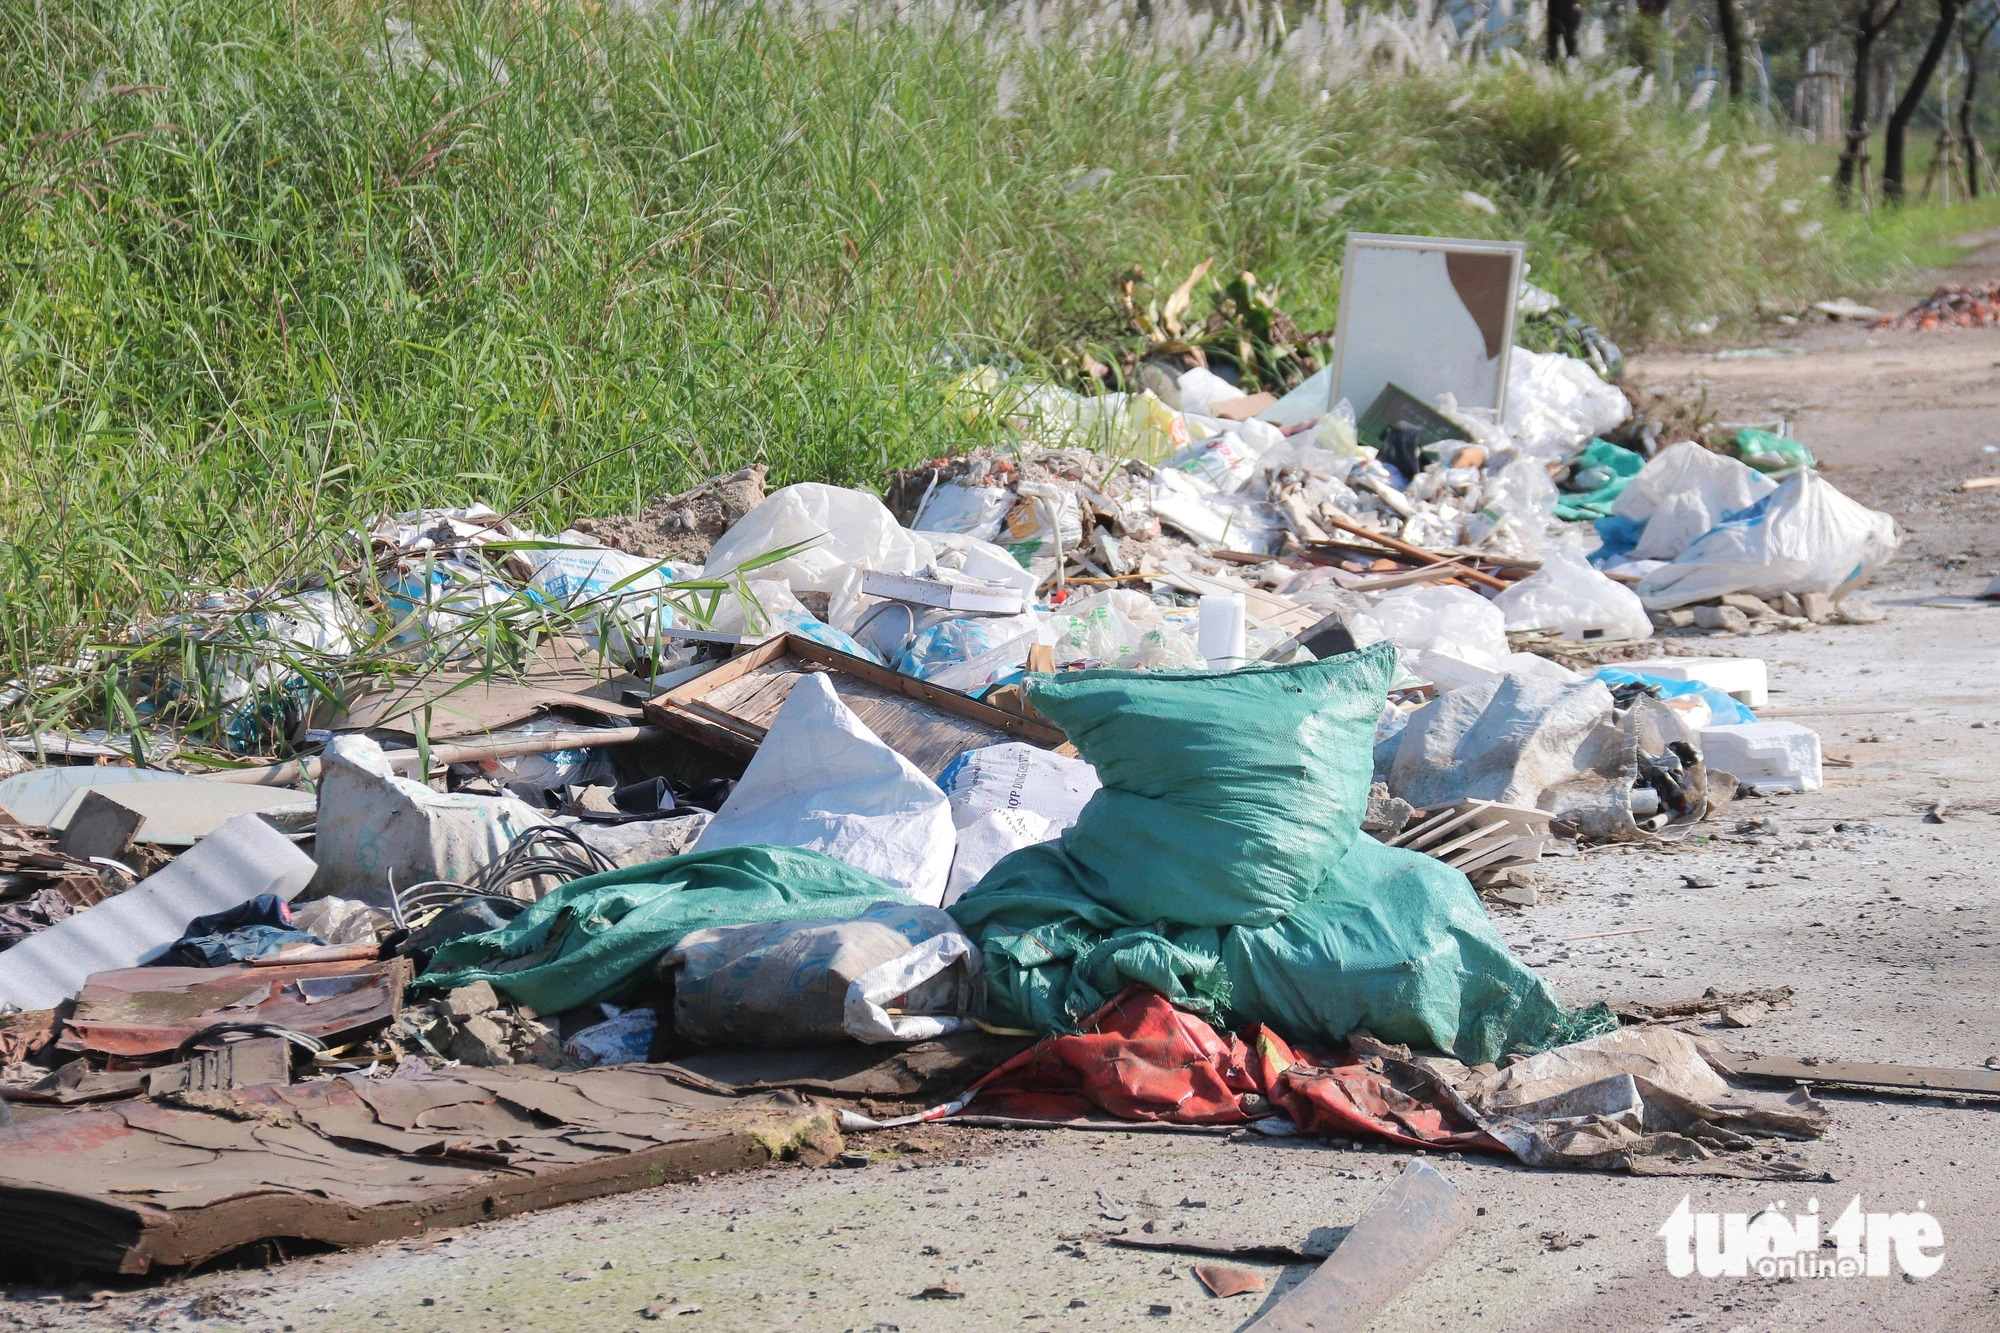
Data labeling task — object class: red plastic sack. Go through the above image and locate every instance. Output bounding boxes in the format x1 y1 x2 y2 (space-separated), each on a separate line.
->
968 987 1501 1152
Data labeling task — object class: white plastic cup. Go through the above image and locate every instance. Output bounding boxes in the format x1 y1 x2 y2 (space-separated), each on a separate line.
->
1198 593 1248 669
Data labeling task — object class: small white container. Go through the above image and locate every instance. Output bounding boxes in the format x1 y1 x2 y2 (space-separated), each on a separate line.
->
1197 593 1248 669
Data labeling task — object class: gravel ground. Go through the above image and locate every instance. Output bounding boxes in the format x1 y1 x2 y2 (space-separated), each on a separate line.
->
8 251 2000 1333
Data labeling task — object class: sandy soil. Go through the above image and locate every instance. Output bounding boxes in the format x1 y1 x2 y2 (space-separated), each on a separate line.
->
12 247 2000 1333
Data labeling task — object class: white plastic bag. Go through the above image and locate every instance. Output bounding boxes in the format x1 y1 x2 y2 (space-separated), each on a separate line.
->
704 577 883 662
1370 584 1511 672
1169 431 1260 492
290 896 390 946
1177 366 1247 417
1000 480 1085 572
893 611 1043 682
701 484 936 632
1635 470 1901 610
692 674 956 905
1492 545 1654 642
1503 349 1630 460
1145 469 1234 546
1611 442 1778 562
1044 589 1203 669
526 539 686 664
912 481 1013 543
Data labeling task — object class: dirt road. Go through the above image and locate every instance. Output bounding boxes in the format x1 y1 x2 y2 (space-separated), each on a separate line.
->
14 250 2000 1333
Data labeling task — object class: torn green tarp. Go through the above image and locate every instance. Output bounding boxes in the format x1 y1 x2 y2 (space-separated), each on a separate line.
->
415 845 913 1014
960 832 1602 1063
1554 438 1645 522
949 645 1609 1065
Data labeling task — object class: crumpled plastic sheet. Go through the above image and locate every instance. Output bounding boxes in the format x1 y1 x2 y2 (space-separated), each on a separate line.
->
1635 470 1901 611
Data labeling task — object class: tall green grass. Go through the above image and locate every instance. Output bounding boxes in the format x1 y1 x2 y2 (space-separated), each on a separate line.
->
0 0 1924 711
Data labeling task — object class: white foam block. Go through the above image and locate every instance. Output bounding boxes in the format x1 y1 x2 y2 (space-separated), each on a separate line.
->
1619 656 1768 708
0 813 316 1011
1698 721 1821 794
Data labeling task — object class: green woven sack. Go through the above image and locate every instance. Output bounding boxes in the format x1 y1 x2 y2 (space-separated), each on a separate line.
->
961 641 1398 929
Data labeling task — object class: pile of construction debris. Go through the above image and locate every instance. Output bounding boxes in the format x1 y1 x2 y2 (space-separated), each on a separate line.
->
0 247 1941 1282
1873 278 2000 330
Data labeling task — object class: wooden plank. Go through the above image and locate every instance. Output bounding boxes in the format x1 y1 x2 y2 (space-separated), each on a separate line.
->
1711 1053 2000 1098
783 637 1067 746
1452 833 1547 875
1313 514 1509 591
1245 1160 1474 1333
667 698 770 742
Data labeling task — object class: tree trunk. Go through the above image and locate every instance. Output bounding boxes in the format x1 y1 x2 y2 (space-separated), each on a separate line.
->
1964 44 1984 199
1628 0 1674 69
1716 0 1747 100
1961 14 1999 199
1885 0 1966 202
1836 0 1905 202
1546 0 1582 60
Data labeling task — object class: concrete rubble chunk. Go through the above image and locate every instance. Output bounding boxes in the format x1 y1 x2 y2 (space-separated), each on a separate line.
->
445 980 501 1020
1833 593 1886 624
1691 604 1751 633
448 1013 515 1067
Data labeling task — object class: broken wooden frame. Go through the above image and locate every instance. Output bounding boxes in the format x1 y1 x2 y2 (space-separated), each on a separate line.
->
642 634 1068 779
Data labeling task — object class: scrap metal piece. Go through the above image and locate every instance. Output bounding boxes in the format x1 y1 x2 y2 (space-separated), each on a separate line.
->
1244 1160 1474 1333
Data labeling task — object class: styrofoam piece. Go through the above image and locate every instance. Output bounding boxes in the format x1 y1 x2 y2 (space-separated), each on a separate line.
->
859 569 1024 615
0 813 317 1011
1617 656 1768 708
1697 721 1822 793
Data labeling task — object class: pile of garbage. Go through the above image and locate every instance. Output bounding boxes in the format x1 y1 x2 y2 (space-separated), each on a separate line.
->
0 264 1921 1272
1873 279 2000 330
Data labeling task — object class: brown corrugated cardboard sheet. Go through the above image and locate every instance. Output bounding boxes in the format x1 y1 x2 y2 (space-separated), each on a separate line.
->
0 1065 838 1277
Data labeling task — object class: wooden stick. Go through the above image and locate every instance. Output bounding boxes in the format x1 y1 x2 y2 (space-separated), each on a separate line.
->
1961 476 2000 491
195 725 669 786
1314 512 1509 591
1561 926 1657 942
